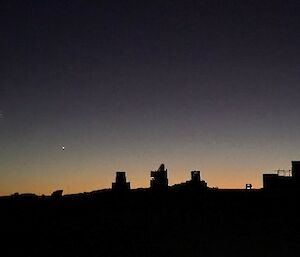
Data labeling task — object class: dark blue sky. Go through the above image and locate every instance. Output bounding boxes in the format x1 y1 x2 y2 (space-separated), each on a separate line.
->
1 0 300 194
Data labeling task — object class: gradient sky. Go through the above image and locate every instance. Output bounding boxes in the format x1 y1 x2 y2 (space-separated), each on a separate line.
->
1 0 300 195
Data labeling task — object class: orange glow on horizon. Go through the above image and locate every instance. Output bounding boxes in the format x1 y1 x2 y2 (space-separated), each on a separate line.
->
0 165 264 196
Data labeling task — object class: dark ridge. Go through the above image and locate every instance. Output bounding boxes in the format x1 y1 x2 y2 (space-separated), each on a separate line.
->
1 162 300 257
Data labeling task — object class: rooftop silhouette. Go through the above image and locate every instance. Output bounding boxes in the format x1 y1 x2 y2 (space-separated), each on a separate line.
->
263 161 300 191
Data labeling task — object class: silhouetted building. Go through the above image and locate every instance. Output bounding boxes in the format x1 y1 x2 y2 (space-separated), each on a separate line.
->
51 190 63 198
187 170 207 188
292 161 300 185
112 171 130 191
150 164 168 190
263 161 300 190
171 170 208 190
191 170 200 183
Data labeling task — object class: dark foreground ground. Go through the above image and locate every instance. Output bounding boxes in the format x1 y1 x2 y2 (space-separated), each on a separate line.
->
1 188 300 257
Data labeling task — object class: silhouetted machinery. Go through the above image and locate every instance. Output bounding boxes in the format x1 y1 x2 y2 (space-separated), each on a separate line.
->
112 171 130 191
150 164 168 190
245 184 252 190
263 161 300 190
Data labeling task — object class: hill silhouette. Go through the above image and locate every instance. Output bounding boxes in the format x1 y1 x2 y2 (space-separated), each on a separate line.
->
1 163 300 257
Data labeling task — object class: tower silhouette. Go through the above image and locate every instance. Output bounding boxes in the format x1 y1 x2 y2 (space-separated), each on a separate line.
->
112 171 130 191
150 164 168 190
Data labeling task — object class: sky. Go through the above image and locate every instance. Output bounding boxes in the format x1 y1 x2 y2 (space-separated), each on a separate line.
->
1 0 300 195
